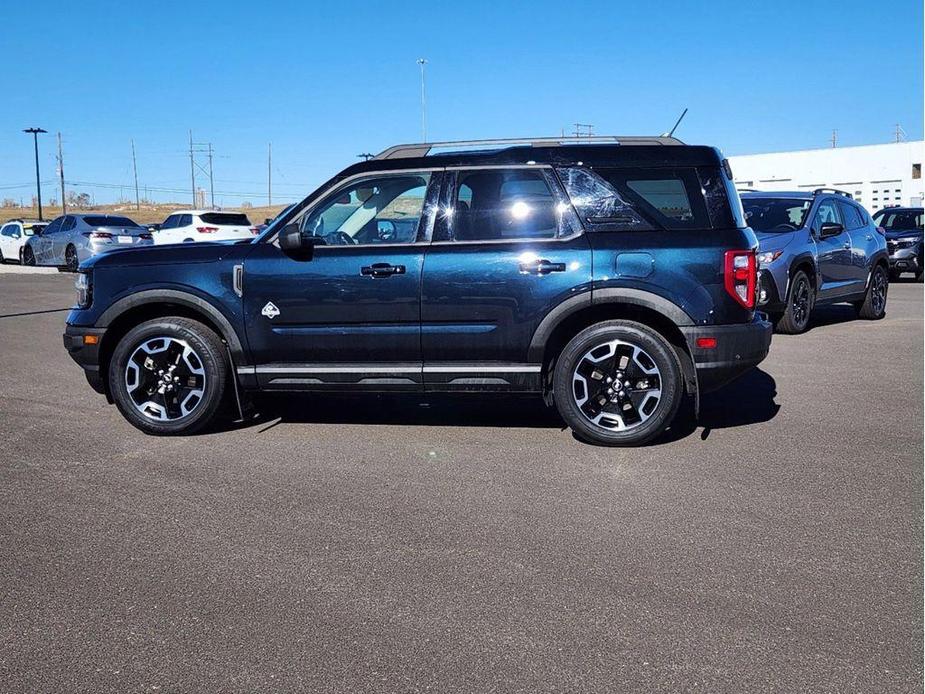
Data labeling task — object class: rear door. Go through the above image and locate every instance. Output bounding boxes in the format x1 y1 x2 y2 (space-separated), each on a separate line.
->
34 217 62 264
421 166 591 391
811 198 854 299
242 170 440 390
838 200 875 290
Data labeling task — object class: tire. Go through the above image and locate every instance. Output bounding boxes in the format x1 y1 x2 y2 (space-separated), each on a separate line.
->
65 244 79 272
108 317 228 435
22 246 35 266
776 269 813 334
0 247 5 263
855 265 888 320
553 320 683 446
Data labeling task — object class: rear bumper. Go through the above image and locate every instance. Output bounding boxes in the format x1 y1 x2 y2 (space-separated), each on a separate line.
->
681 316 773 393
63 324 107 394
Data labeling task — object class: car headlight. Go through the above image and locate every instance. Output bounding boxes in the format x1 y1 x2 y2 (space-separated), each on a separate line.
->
757 250 783 266
898 236 921 245
75 272 92 308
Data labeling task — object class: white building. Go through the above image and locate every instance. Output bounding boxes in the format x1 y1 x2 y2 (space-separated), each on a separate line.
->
728 141 924 211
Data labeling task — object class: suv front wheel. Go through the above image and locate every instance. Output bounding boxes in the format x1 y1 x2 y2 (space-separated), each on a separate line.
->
108 317 228 435
553 320 683 446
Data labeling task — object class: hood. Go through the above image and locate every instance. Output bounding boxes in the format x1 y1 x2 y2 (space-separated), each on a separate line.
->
754 230 797 254
81 240 238 270
884 228 923 240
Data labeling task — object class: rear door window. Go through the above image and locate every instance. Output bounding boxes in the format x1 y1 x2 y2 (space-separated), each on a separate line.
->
438 168 578 242
837 201 864 230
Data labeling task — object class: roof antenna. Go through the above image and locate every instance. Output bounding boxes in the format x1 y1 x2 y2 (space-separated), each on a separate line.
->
662 108 688 138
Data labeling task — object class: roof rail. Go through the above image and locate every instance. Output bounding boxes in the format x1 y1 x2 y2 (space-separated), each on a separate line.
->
813 187 853 199
375 135 684 160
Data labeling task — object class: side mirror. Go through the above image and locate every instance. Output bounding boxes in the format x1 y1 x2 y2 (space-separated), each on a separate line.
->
278 223 314 260
819 222 844 239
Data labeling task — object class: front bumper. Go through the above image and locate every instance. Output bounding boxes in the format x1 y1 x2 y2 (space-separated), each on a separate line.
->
63 324 107 394
681 315 773 393
887 247 921 274
756 268 784 311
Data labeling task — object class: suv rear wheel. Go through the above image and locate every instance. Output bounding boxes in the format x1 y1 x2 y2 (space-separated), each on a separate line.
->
108 317 228 435
553 320 683 446
854 265 888 320
776 269 813 334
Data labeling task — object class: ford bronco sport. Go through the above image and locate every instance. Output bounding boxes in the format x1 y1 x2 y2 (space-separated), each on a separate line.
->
64 136 772 446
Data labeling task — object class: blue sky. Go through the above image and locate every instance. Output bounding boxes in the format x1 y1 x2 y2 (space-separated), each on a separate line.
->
2 0 922 206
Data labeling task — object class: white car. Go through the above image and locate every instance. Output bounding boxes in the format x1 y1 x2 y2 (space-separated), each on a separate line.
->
0 219 47 263
153 210 258 245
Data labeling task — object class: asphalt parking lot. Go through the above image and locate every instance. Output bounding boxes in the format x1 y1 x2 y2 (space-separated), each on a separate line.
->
1 269 922 693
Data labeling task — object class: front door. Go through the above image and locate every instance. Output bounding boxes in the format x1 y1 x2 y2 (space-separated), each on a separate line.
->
812 198 854 300
421 167 592 391
242 170 440 390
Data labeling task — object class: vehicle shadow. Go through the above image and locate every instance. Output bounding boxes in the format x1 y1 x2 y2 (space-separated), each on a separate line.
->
220 367 779 445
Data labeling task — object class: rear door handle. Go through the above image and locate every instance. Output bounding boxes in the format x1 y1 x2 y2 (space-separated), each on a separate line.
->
361 263 405 278
519 258 567 275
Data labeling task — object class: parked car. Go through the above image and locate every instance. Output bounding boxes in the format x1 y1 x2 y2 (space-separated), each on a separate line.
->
873 206 923 281
22 214 152 271
64 136 773 446
153 210 259 245
0 219 47 263
740 189 890 334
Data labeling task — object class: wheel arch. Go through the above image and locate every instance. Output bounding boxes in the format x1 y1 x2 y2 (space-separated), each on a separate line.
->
530 290 697 398
96 290 245 400
788 253 818 297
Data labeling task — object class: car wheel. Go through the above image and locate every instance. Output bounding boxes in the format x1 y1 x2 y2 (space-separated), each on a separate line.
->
183 238 195 243
553 320 683 446
0 247 5 263
856 265 888 320
108 317 228 435
22 246 35 266
65 244 79 272
775 269 813 334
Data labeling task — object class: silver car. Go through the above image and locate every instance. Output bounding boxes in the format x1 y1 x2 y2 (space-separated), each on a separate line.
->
23 213 153 271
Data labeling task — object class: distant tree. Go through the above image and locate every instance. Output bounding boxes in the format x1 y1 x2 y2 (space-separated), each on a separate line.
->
241 201 253 209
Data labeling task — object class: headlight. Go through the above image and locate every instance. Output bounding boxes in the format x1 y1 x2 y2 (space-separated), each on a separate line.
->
75 272 92 308
757 250 783 266
898 236 921 245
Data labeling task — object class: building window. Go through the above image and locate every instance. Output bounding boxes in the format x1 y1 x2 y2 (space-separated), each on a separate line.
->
913 164 921 180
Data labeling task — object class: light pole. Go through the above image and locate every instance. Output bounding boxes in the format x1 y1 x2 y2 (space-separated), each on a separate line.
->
23 127 47 220
416 58 428 142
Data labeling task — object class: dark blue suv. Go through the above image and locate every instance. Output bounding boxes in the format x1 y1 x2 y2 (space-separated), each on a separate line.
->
63 137 772 446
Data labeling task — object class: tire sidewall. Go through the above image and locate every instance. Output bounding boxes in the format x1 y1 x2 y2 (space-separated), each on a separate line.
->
786 270 812 332
553 321 682 446
108 319 227 435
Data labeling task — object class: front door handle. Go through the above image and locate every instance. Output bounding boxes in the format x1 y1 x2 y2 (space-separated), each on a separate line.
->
519 258 567 275
361 263 405 278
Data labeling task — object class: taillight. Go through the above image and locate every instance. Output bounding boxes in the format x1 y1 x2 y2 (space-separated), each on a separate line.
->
82 231 113 240
724 250 756 309
876 226 886 236
196 226 219 233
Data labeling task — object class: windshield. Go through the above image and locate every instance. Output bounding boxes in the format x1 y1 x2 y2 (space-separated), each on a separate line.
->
873 209 923 231
83 215 142 228
742 198 811 233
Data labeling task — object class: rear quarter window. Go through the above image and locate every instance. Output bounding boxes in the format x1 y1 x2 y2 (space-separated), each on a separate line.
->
200 212 251 226
558 166 712 231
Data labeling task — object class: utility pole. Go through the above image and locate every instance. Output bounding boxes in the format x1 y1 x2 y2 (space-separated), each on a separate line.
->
894 123 906 143
207 143 215 208
831 129 838 148
131 139 140 210
267 143 272 207
23 128 47 220
189 130 196 208
417 58 428 142
57 132 66 215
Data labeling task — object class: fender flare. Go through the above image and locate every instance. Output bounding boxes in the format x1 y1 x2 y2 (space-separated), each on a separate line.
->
527 288 694 362
787 252 819 298
96 289 246 360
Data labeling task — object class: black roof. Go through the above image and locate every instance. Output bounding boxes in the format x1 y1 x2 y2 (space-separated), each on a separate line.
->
334 143 724 181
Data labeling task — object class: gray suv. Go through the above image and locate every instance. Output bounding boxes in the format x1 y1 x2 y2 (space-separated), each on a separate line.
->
740 189 890 334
